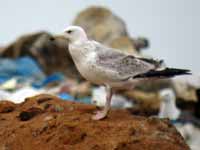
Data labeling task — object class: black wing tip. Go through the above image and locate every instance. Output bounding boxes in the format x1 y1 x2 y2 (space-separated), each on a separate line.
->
165 68 191 74
133 68 192 79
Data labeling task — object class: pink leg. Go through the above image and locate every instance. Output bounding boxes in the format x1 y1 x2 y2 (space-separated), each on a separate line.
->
92 86 113 120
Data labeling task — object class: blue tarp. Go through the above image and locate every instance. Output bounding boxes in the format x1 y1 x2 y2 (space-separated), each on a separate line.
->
32 72 65 88
0 56 45 84
58 93 91 104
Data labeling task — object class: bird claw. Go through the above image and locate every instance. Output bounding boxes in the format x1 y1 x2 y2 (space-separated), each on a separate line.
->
92 110 107 120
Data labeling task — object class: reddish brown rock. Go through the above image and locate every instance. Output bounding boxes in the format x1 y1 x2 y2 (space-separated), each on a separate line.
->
18 107 44 121
0 101 16 113
0 94 189 150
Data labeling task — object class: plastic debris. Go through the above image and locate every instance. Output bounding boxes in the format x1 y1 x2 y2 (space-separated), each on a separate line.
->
58 93 75 101
32 72 65 88
0 56 45 84
0 87 44 103
59 92 91 104
0 78 17 90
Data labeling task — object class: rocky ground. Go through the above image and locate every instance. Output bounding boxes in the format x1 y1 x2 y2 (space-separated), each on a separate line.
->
0 94 189 150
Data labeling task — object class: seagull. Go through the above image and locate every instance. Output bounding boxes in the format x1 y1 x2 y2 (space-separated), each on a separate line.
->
159 88 200 127
159 88 200 149
158 88 181 120
53 26 190 120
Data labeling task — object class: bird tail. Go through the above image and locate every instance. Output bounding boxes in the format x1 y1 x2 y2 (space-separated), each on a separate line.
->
133 68 191 79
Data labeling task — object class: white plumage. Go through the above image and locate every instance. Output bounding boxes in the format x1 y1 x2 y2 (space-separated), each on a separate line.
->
56 25 190 120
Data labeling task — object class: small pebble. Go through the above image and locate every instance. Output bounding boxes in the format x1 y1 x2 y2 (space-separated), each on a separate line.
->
44 116 54 121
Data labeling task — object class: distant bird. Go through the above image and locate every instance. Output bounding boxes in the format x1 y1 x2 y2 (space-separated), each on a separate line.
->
159 88 200 127
159 88 181 120
159 88 200 150
54 26 190 120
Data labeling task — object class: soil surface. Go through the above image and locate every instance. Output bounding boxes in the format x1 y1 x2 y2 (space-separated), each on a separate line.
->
0 94 189 150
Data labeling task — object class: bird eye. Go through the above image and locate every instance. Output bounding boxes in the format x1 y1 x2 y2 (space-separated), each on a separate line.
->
67 30 72 34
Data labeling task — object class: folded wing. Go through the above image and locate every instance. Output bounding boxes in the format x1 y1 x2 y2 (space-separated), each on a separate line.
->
93 41 162 80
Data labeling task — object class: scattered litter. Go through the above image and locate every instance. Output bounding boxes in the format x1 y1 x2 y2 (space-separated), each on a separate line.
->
0 56 45 84
0 78 17 90
32 72 64 89
0 6 199 150
59 92 91 104
0 87 44 103
58 93 75 101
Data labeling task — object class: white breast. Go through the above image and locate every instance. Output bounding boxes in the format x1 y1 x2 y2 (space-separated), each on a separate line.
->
68 44 103 84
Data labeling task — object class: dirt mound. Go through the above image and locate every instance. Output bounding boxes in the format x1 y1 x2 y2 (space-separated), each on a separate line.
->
0 94 189 150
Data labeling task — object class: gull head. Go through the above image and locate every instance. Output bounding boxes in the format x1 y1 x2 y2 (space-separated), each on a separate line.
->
159 88 180 120
159 88 175 104
62 26 88 43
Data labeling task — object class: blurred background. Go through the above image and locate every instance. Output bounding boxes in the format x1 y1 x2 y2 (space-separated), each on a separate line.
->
0 0 200 73
0 1 200 150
